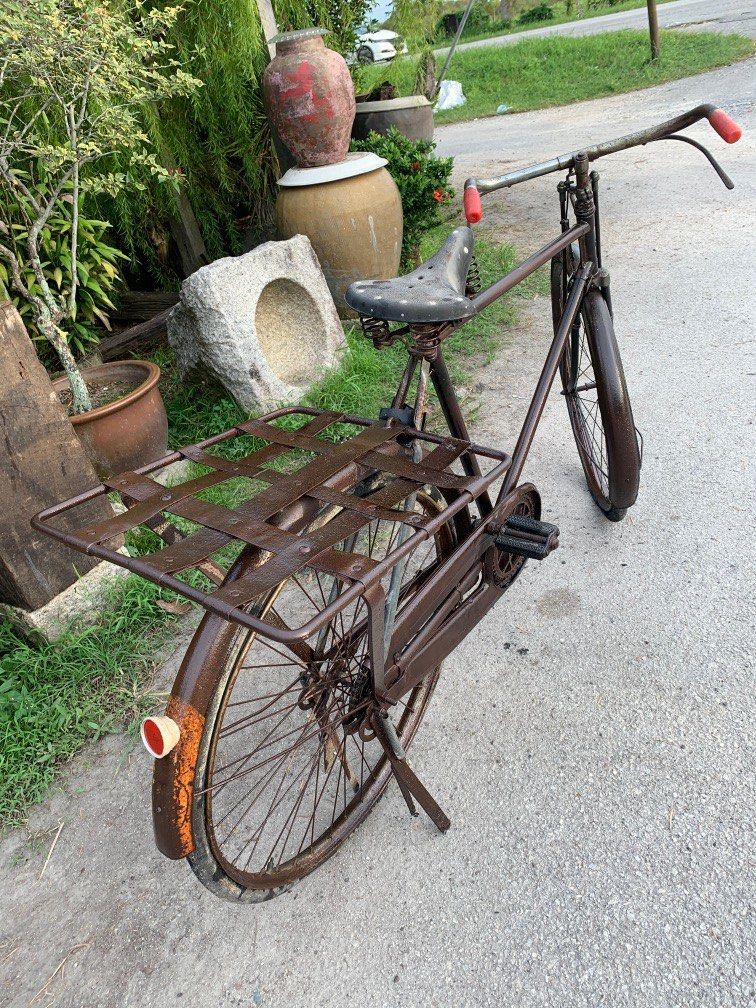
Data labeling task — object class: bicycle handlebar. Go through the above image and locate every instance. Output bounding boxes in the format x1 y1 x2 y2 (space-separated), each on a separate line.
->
464 104 742 223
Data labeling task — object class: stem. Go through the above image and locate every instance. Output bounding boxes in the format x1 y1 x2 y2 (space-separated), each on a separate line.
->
1 207 92 415
67 107 79 317
42 316 93 414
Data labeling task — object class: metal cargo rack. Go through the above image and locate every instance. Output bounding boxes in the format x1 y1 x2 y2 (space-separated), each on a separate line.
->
32 407 511 642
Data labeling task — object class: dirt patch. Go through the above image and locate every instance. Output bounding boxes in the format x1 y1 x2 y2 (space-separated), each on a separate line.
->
57 377 136 415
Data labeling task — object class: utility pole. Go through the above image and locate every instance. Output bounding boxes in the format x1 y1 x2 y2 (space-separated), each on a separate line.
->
646 0 660 60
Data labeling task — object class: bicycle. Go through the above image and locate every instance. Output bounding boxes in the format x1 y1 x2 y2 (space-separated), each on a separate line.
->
33 103 741 902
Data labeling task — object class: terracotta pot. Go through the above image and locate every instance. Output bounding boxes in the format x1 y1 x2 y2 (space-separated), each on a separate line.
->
276 153 403 317
263 28 356 169
352 96 434 143
53 360 168 479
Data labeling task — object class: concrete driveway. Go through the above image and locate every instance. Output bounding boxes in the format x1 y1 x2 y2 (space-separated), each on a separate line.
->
436 0 756 54
1 61 754 1008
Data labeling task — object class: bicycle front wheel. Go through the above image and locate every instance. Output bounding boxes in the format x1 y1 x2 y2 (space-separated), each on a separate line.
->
551 255 641 521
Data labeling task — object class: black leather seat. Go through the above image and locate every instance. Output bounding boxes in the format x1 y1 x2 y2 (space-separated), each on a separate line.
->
345 226 477 324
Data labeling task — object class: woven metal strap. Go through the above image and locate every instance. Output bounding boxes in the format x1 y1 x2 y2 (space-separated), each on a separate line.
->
211 441 463 608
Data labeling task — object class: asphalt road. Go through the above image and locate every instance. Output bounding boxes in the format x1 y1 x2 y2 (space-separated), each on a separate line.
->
1 60 755 1008
436 0 756 53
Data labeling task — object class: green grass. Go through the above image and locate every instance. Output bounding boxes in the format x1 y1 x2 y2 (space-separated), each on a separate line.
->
0 222 546 827
0 578 191 825
364 30 754 124
442 0 677 46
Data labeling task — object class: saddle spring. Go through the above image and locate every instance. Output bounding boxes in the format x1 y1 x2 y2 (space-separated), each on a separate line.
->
359 314 394 349
465 256 482 296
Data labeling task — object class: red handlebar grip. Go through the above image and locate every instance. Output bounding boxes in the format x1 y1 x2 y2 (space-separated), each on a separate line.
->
464 186 483 224
708 108 742 144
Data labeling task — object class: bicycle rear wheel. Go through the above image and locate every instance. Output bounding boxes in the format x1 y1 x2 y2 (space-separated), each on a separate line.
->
185 489 455 901
551 252 641 520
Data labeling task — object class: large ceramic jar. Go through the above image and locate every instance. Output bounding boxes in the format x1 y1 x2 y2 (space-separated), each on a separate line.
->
263 28 356 169
352 96 434 143
276 153 403 317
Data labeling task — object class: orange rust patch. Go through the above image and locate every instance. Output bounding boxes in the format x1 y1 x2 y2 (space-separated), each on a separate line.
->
152 697 205 859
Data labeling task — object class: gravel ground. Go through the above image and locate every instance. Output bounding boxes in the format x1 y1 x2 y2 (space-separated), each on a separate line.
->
1 62 754 1008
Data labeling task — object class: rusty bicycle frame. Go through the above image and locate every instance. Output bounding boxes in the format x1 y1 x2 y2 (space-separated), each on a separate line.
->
32 102 742 841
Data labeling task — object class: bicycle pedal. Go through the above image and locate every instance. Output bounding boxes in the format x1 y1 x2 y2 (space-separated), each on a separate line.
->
494 514 560 561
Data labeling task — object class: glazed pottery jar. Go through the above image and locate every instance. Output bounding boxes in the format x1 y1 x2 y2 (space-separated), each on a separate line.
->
276 153 403 316
263 28 356 169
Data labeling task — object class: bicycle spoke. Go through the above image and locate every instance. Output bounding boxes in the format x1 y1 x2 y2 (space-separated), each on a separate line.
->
199 491 453 887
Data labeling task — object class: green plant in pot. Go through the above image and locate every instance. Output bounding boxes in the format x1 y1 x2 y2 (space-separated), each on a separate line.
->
0 0 201 475
0 168 126 365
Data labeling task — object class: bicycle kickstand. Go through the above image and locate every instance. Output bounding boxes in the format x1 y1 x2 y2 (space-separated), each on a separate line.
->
371 711 451 833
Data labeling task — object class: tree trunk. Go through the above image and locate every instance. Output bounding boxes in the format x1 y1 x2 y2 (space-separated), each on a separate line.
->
42 314 93 414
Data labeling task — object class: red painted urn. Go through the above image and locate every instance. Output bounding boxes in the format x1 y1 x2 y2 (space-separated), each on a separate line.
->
263 28 356 169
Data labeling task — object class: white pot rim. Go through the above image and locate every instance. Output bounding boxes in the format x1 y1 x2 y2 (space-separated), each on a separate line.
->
278 152 388 188
355 95 432 113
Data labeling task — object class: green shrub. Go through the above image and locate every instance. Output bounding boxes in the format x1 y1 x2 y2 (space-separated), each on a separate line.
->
349 127 454 268
462 1 494 35
0 172 125 360
519 3 555 23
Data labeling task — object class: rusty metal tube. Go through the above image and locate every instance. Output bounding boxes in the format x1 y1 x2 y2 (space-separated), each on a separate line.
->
471 224 587 313
498 262 592 502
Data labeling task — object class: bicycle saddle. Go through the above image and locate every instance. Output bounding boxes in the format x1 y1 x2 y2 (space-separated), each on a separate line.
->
345 226 477 324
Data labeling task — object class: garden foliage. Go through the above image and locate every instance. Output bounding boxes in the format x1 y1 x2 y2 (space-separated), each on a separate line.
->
0 0 201 409
105 0 370 281
0 171 126 360
349 128 454 268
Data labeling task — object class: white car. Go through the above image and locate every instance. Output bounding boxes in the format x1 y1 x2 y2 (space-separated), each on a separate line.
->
355 30 408 65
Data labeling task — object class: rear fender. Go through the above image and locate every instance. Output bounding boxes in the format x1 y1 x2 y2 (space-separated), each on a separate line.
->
151 494 323 859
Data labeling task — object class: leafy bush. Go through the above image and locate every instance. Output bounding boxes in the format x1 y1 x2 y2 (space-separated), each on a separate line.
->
0 175 125 359
349 128 454 267
462 1 494 35
436 2 502 40
519 3 555 23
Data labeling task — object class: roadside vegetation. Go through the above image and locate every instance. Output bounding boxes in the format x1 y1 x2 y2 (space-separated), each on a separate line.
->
0 223 547 828
364 30 754 124
436 0 677 46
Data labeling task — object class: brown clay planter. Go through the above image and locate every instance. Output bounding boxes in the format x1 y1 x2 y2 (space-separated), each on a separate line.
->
53 360 168 479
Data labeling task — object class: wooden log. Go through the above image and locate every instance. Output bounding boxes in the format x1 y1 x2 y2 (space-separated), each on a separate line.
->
111 291 179 326
169 190 210 278
99 309 173 362
0 301 116 610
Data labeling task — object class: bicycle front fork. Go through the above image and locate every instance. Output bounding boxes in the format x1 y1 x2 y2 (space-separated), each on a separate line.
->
560 152 613 315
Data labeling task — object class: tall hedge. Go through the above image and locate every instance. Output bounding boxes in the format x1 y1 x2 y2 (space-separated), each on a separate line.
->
107 0 368 283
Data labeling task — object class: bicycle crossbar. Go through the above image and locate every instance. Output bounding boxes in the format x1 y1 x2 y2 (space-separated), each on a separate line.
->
471 223 587 313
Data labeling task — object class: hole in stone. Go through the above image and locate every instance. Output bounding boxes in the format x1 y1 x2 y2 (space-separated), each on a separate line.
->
255 279 322 386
